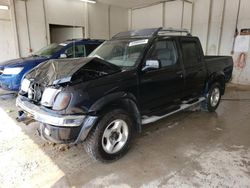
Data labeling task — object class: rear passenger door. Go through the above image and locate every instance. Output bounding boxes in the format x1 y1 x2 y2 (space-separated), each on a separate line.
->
139 38 185 113
180 38 207 97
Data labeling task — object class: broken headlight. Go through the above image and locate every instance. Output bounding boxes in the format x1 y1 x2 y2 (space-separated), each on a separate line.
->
41 87 61 107
20 78 31 93
52 92 71 111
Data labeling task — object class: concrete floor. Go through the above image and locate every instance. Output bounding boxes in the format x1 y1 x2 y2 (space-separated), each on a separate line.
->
0 84 250 188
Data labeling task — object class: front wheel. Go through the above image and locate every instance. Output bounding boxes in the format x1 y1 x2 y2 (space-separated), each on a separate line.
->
202 83 222 112
83 109 134 162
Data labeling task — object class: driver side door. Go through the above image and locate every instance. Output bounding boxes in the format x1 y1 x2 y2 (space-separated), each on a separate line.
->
139 38 185 115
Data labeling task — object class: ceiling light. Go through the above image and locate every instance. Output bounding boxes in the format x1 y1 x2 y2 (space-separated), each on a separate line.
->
80 0 96 3
0 5 9 10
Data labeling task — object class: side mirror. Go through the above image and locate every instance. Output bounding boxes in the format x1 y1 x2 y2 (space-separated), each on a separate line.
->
60 54 67 58
142 60 161 71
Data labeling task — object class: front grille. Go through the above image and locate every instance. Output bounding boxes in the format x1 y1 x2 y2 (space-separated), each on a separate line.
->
27 82 44 102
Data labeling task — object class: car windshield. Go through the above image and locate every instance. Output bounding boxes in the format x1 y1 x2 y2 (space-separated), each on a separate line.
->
33 43 64 58
89 39 149 67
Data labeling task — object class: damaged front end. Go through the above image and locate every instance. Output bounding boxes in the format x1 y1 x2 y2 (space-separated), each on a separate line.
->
16 57 120 143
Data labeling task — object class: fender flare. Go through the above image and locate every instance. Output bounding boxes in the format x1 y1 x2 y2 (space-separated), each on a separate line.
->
88 92 142 132
204 71 226 95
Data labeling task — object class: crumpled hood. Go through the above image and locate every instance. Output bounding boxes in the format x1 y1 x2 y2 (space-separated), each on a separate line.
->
24 57 121 86
0 56 47 68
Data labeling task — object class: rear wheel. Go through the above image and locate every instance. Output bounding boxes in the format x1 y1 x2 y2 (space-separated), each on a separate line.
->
83 109 134 162
202 82 222 112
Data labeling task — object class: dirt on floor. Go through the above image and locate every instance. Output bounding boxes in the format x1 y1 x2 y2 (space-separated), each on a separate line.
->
0 84 250 188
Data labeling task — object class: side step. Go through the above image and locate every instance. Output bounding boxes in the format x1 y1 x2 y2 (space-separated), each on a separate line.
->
142 97 205 125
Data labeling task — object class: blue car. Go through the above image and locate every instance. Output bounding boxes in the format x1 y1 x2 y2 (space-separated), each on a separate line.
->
0 39 104 91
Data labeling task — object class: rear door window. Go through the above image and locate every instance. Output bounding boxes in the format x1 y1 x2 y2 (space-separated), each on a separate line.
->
180 40 200 67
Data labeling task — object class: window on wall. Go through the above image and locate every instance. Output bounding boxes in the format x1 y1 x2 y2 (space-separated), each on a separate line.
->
181 41 200 67
147 40 178 67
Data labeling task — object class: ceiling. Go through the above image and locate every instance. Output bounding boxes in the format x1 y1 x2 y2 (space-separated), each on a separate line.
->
97 0 169 8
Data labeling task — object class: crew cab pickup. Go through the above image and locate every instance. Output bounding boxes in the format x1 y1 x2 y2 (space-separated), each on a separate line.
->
16 28 233 162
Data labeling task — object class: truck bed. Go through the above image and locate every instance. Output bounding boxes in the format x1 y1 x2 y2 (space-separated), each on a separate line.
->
204 55 233 82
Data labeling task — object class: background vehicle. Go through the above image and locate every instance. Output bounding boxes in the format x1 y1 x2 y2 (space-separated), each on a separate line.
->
0 39 104 91
17 28 233 162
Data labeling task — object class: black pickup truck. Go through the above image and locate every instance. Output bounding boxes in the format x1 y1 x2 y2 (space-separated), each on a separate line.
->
16 28 233 162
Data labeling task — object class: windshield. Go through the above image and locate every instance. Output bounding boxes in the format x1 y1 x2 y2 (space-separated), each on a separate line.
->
33 43 64 58
89 39 149 67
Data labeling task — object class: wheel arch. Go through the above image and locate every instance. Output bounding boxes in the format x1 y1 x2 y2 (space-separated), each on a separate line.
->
88 92 142 133
205 72 226 95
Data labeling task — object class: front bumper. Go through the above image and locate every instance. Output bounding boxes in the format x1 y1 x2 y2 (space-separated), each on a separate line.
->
16 96 98 144
16 96 86 127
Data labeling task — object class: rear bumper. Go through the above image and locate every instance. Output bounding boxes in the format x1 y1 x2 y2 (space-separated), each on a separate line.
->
16 95 98 144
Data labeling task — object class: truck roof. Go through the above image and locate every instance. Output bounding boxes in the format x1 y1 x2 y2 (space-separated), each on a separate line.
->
112 27 192 40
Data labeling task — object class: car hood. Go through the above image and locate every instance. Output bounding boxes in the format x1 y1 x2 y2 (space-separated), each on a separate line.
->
0 56 48 68
24 57 121 86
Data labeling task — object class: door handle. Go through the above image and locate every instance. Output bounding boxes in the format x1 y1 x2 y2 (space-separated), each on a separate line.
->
177 71 183 78
142 78 153 83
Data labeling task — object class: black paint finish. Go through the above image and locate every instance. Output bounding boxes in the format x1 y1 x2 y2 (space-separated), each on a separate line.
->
18 28 234 143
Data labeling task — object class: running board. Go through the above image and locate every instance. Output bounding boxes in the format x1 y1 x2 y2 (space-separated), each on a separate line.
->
142 97 205 125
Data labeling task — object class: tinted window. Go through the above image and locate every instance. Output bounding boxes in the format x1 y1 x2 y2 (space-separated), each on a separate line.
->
148 40 177 67
86 44 100 56
65 45 86 58
181 41 200 66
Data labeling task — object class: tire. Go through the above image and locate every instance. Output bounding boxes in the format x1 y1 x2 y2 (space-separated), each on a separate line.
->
202 82 222 112
83 109 134 162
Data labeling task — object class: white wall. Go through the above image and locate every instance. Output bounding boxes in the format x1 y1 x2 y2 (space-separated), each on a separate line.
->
50 27 84 43
130 1 193 31
0 8 16 61
182 2 193 31
164 1 182 28
15 0 47 57
88 4 129 39
192 0 250 56
4 0 128 59
192 0 250 85
88 2 109 39
110 6 128 38
14 0 86 57
45 0 86 27
232 0 250 85
132 4 163 29
219 0 239 55
206 0 224 55
192 0 210 53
